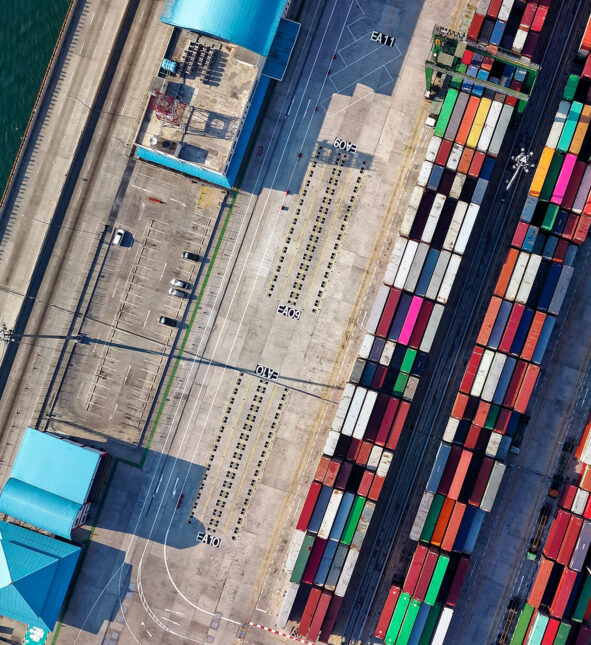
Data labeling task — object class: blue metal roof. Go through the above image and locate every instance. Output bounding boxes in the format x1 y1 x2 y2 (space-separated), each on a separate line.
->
161 0 287 56
0 520 80 631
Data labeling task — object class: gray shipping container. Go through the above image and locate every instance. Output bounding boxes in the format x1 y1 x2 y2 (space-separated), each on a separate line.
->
426 443 452 493
488 103 514 157
324 543 350 591
350 358 366 384
351 501 376 551
405 243 430 293
472 178 489 205
569 519 591 572
480 462 506 512
548 265 574 315
444 91 469 141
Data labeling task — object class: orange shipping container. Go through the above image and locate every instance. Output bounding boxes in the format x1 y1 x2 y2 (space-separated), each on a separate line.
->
494 248 519 297
474 401 491 427
452 392 470 419
314 456 331 482
448 450 473 500
477 296 503 345
431 497 455 546
514 364 540 413
528 556 554 607
324 459 342 487
456 96 481 145
521 311 546 361
569 104 591 156
457 147 475 174
441 502 466 551
529 147 554 198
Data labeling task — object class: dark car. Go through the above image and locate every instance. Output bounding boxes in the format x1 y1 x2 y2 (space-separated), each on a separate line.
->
182 250 201 262
158 316 178 327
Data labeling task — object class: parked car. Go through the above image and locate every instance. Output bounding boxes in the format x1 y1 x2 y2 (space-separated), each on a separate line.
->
112 229 126 246
170 278 190 289
182 250 200 261
158 316 178 327
169 288 188 298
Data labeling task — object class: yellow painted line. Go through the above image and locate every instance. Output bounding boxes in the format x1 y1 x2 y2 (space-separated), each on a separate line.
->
224 385 278 531
201 377 252 518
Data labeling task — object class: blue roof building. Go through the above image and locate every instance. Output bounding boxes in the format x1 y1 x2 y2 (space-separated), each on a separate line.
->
0 428 104 539
134 0 299 188
0 520 80 632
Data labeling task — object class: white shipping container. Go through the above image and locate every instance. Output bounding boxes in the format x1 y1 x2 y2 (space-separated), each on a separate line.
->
489 104 514 157
277 582 300 629
446 142 464 171
367 445 384 471
394 239 419 289
377 451 393 477
380 340 396 366
384 237 408 285
366 284 390 333
284 531 306 573
477 0 492 14
505 251 530 301
400 206 417 237
498 0 515 21
420 304 445 353
449 172 466 200
477 100 503 153
546 100 570 149
471 348 495 397
324 430 340 456
331 382 356 432
443 417 460 443
481 352 507 402
342 387 368 436
352 390 378 440
417 160 434 187
511 26 528 55
404 375 419 401
405 242 430 291
515 253 542 304
443 201 469 251
409 185 425 210
437 253 462 304
426 135 443 162
572 488 590 516
432 607 454 645
358 334 374 360
318 489 344 539
410 490 434 541
454 202 479 255
572 165 591 214
480 462 506 511
335 547 360 597
426 250 452 300
421 194 447 244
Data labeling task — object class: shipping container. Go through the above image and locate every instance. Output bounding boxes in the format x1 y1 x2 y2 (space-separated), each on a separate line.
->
489 102 513 157
557 103 584 153
324 430 340 457
551 154 577 205
569 519 591 572
411 491 435 541
482 353 508 402
548 265 574 315
298 587 322 636
417 160 434 188
334 547 359 596
514 363 540 413
456 96 481 145
291 534 315 583
579 16 591 56
329 492 355 542
529 557 554 607
441 502 466 551
427 443 452 494
495 248 520 297
550 567 577 618
510 603 535 644
285 530 307 574
572 489 590 516
431 606 454 644
557 515 583 565
277 581 300 628
426 135 443 163
376 585 402 639
366 285 390 334
297 482 323 532
420 304 445 353
414 549 440 601
341 495 366 546
529 148 554 197
449 451 474 500
431 497 455 546
352 390 378 440
307 590 332 641
314 539 339 586
516 254 542 304
480 461 506 512
331 383 356 432
527 612 549 644
376 289 402 338
450 172 467 200
544 510 571 560
324 543 349 590
425 250 451 300
435 89 459 138
342 387 368 436
477 100 503 153
454 203 480 255
401 187 425 237
471 349 495 398
435 139 453 167
395 240 419 290
572 574 591 622
437 253 462 304
569 104 591 156
318 490 345 540
540 618 560 645
547 101 571 149
385 592 411 645
387 400 410 450
302 537 327 584
532 316 556 364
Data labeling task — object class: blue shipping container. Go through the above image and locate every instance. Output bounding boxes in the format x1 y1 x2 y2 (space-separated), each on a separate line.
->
464 508 486 554
426 443 452 494
532 316 556 364
388 293 413 341
314 539 339 586
537 262 562 312
360 361 378 387
453 505 478 553
427 165 444 192
490 20 506 46
489 299 513 348
408 602 431 645
329 492 355 541
492 356 517 405
521 226 538 252
520 195 538 224
308 486 334 534
510 308 535 355
416 249 440 296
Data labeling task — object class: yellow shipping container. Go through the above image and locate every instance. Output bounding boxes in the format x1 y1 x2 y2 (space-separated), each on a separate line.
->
569 104 591 156
466 98 492 149
529 146 554 198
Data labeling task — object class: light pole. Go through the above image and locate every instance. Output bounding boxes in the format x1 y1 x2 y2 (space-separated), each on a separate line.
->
506 147 535 191
0 322 84 344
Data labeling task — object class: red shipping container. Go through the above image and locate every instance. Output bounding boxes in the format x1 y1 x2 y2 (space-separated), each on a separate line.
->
448 450 473 500
469 457 494 506
495 248 519 297
374 586 401 639
302 539 328 585
441 502 466 551
521 311 546 361
409 300 435 349
487 0 503 19
452 392 470 420
376 397 400 446
512 221 529 248
503 360 528 408
413 550 439 601
356 441 373 467
481 57 494 73
573 213 591 245
563 213 578 239
549 567 577 618
314 456 331 482
520 2 537 29
376 288 402 338
319 595 343 642
468 150 486 178
461 50 474 65
368 475 386 501
474 400 491 427
499 304 525 353
297 482 322 531
584 493 591 519
324 459 342 487
436 139 453 166
446 556 470 607
464 424 482 451
366 394 390 442
562 160 586 211
358 470 374 497
494 407 512 434
544 509 571 560
458 147 475 175
307 591 332 641
386 400 410 450
528 556 554 607
456 96 481 146
431 497 455 546
559 484 578 511
438 445 462 496
467 13 485 41
299 587 322 636
556 515 583 565
531 5 548 32
514 364 540 413
372 364 388 390
477 297 503 346
347 438 362 461
402 544 429 595
335 461 353 490
460 346 485 393
553 238 568 263
540 618 560 645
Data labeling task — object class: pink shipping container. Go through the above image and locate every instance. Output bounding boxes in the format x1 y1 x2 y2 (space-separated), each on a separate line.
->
399 296 424 345
551 154 577 205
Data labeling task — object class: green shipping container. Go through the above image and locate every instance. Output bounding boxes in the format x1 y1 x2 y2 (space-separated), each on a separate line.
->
563 74 579 101
397 599 422 645
385 592 411 645
554 621 571 644
573 574 591 622
434 89 459 137
341 495 366 545
290 534 315 583
542 203 560 232
418 603 443 645
420 494 445 543
509 603 534 645
401 348 417 374
425 555 450 605
539 152 565 202
526 612 549 645
557 101 583 153
394 371 410 397
484 404 500 429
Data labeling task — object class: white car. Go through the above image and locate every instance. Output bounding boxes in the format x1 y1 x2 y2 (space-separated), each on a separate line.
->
170 278 190 289
112 229 126 246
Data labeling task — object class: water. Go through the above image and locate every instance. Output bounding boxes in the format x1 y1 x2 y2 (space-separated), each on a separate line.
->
0 0 71 194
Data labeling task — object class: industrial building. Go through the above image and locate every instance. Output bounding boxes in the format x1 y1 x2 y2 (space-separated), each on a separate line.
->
133 0 300 187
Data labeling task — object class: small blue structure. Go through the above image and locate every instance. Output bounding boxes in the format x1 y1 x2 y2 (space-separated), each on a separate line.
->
0 428 105 539
0 520 80 631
